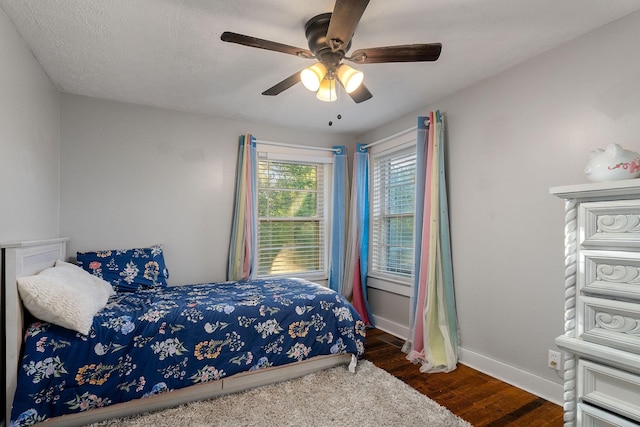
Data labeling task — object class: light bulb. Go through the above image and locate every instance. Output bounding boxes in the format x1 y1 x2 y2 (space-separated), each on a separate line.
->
301 63 327 92
316 78 337 102
336 64 363 93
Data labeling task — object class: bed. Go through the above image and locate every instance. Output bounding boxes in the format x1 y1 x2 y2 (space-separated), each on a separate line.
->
2 238 365 427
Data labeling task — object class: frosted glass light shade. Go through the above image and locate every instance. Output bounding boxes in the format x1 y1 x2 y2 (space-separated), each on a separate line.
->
316 78 337 102
301 63 327 92
337 64 363 93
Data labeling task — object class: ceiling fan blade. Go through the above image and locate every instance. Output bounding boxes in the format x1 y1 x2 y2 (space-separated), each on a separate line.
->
326 0 370 52
221 32 314 58
262 72 302 96
349 43 442 63
348 83 372 103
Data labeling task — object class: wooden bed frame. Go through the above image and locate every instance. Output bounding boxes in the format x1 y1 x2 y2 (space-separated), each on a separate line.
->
1 238 353 427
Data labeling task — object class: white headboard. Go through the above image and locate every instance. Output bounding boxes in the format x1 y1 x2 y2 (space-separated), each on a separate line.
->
2 238 68 427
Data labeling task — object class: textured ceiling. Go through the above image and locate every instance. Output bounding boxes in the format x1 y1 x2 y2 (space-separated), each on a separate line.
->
2 0 640 135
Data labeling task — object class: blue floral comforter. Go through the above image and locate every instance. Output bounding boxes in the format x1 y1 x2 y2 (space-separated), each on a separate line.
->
10 278 366 426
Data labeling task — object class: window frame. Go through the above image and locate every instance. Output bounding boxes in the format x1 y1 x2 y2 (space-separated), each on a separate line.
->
255 145 333 281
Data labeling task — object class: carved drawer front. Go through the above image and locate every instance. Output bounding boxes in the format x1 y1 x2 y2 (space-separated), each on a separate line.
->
578 360 640 424
580 296 640 354
582 251 640 302
581 200 640 250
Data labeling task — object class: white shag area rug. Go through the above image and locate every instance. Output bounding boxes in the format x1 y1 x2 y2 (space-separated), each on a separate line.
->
89 360 472 427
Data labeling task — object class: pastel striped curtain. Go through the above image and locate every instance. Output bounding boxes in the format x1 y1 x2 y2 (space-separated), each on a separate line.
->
343 144 374 326
404 112 458 373
329 146 348 293
227 134 258 281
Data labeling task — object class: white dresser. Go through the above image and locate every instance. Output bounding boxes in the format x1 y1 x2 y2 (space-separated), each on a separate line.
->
551 180 640 427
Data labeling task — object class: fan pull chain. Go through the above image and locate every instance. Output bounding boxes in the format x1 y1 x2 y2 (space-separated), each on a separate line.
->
328 114 342 127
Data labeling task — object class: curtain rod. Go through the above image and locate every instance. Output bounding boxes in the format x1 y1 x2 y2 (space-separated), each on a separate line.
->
360 124 420 152
254 139 341 153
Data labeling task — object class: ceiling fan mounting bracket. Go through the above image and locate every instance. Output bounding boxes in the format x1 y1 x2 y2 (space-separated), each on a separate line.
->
347 52 367 63
328 39 344 52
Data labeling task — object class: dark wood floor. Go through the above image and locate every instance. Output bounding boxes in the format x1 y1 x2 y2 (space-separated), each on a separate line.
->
362 328 564 426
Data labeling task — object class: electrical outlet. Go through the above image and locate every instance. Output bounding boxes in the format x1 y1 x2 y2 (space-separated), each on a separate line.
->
548 350 561 370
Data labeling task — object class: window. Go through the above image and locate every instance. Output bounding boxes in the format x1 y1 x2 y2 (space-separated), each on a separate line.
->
370 147 416 281
257 158 329 277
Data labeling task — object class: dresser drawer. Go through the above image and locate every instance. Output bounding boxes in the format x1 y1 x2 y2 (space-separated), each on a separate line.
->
579 402 640 427
581 200 640 250
582 251 640 302
580 296 640 354
578 360 640 423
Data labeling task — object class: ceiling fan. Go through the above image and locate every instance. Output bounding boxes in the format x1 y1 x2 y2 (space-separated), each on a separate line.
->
220 0 442 103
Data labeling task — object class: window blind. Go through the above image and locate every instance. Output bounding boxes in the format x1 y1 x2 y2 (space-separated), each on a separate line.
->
370 148 416 279
257 160 325 277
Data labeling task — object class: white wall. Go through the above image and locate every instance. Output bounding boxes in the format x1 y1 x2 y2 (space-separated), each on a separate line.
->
0 7 60 242
59 94 352 285
360 10 640 403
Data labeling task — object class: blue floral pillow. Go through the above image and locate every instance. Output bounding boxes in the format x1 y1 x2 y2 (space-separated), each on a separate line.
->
76 244 169 292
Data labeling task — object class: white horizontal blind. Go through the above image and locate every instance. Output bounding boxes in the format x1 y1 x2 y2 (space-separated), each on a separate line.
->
257 160 325 277
370 147 416 279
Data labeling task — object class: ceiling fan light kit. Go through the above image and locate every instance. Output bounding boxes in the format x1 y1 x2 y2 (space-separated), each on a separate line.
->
221 0 442 104
301 63 362 102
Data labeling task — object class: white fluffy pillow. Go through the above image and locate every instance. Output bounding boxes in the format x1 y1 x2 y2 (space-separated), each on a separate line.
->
17 260 115 335
54 260 116 298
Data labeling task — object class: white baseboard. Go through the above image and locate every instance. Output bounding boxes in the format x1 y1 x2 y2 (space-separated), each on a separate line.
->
458 346 563 406
371 315 409 340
